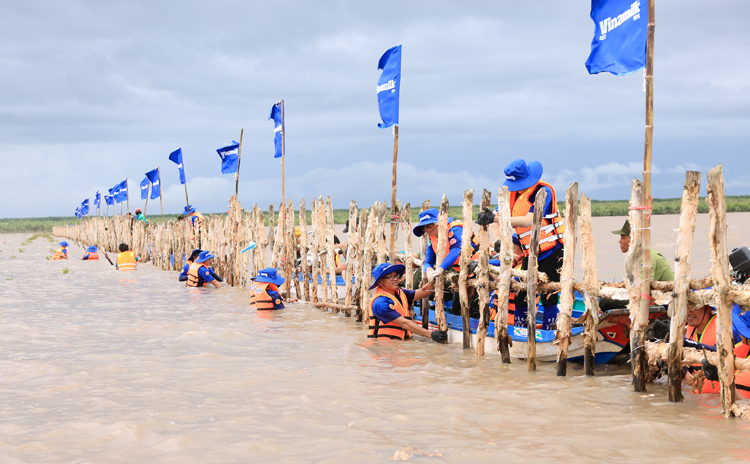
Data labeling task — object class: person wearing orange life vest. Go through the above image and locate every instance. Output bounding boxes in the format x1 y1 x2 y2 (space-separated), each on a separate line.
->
367 262 447 342
115 243 139 271
250 268 285 310
52 241 69 260
186 251 222 288
183 204 204 228
478 159 565 331
81 245 99 260
489 233 524 322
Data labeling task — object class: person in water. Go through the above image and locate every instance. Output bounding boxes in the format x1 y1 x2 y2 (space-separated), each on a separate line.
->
611 219 674 281
53 241 69 260
368 262 447 343
116 243 138 271
135 208 149 224
179 248 223 283
183 205 203 228
186 251 222 288
250 268 285 310
81 245 99 260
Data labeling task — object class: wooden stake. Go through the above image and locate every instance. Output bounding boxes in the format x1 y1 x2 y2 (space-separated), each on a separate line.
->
376 202 387 265
555 183 578 376
310 197 320 303
299 198 310 302
344 200 358 308
318 198 329 303
526 189 546 371
403 203 413 290
627 179 646 391
125 177 129 215
580 193 599 376
280 100 286 208
389 125 399 265
235 129 243 199
420 200 431 329
474 189 492 356
287 199 297 298
354 207 368 321
707 164 736 417
268 203 275 252
668 170 701 402
493 187 513 363
360 203 377 323
458 189 474 349
434 195 450 332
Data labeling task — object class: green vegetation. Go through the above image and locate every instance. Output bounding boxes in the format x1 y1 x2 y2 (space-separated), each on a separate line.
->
62 268 70 274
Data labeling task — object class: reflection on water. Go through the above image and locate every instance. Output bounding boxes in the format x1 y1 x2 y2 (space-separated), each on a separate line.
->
2 220 750 462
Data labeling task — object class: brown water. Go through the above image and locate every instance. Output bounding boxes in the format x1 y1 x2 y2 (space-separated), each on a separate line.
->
2 214 750 463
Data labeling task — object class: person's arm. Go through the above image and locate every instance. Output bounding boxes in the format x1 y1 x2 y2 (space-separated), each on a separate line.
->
510 213 534 229
412 282 434 301
81 252 88 260
267 289 284 308
437 226 463 271
199 266 221 288
424 243 436 270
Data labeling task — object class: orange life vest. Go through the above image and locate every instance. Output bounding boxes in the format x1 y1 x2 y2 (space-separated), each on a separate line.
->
53 247 67 260
489 260 522 322
368 287 412 340
250 281 283 310
186 262 207 287
85 252 99 260
687 314 720 393
190 211 204 227
116 251 137 271
509 181 565 256
428 220 479 271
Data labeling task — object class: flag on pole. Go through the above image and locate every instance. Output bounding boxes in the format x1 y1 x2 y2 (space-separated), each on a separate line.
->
140 176 150 200
168 147 186 185
585 0 646 76
114 179 128 203
145 168 160 199
269 103 283 159
75 207 82 218
105 195 114 206
376 44 402 129
94 191 100 208
81 199 89 216
216 141 240 174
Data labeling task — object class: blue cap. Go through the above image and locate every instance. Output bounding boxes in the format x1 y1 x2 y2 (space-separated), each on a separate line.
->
253 268 285 286
413 208 439 237
369 263 406 290
59 241 69 247
196 251 215 263
733 304 750 340
502 159 543 192
183 204 196 214
87 245 97 252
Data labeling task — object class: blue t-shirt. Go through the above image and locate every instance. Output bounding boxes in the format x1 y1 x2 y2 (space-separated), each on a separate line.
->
425 219 465 270
267 288 285 309
371 289 417 324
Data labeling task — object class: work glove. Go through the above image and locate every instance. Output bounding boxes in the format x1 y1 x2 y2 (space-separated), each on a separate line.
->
701 358 720 382
431 330 448 344
648 319 670 342
428 267 444 282
467 260 479 275
493 240 502 254
476 207 496 227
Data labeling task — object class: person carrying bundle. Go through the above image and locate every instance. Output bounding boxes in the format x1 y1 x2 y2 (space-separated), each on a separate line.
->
186 251 222 288
250 268 285 310
52 241 69 260
116 243 138 271
81 246 99 260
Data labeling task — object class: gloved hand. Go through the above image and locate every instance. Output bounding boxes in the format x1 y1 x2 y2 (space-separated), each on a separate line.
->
702 358 720 382
431 330 448 343
648 319 670 341
493 240 502 254
476 207 496 227
428 267 444 282
467 260 479 275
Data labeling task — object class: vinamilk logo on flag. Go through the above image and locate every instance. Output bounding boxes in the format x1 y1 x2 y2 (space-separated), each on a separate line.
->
585 0 646 76
269 103 283 159
105 195 114 206
114 180 128 203
140 177 150 200
377 44 402 129
81 199 89 216
168 147 186 185
145 168 160 199
216 141 240 174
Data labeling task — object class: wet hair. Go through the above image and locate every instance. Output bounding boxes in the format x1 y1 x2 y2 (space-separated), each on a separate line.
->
189 249 202 262
119 243 129 252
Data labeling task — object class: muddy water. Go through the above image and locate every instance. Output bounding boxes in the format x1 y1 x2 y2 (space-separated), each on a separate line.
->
1 214 750 463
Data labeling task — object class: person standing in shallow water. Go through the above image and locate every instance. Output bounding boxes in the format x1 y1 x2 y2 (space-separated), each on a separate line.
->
611 219 674 282
250 268 285 310
52 241 69 260
116 243 138 271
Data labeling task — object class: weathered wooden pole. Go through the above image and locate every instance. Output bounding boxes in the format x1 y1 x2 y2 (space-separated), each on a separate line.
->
474 189 491 357
268 203 275 252
344 200 358 309
325 197 337 304
628 179 646 391
310 197 320 303
526 189 546 371
458 189 474 349
403 203 413 289
360 203 377 323
271 202 284 269
433 195 450 332
376 202 387 265
419 200 431 329
299 199 310 301
354 207 369 321
235 129 243 199
389 125 399 265
555 183 578 376
668 171 701 401
287 198 298 298
580 193 599 376
318 198 329 303
707 164 736 417
493 187 513 363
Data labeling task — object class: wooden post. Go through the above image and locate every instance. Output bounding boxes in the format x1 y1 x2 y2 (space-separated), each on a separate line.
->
287 199 297 298
325 197 337 304
360 204 377 323
458 189 474 349
144 184 149 216
707 164 736 417
389 125 399 265
526 189 546 371
580 194 599 376
235 129 243 199
555 183 578 376
184 182 191 215
125 177 129 215
344 200 358 309
299 198 310 302
419 200 431 329
157 167 164 224
376 202 387 265
271 202 284 269
493 187 513 363
310 197 320 303
354 207 368 321
627 179 646 391
280 101 286 208
474 189 492 356
434 195 450 332
668 171 701 402
319 198 330 303
403 203 413 290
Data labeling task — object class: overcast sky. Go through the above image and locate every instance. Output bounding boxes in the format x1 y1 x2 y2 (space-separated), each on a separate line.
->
1 1 748 218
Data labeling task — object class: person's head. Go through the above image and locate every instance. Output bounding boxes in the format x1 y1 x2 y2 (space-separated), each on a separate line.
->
369 263 405 292
87 245 97 253
177 214 186 221
413 208 439 237
502 159 543 192
119 243 129 252
611 220 631 254
334 235 340 246
252 268 285 287
343 218 360 234
59 241 69 248
135 208 142 215
183 204 196 215
188 248 202 262
196 251 216 265
687 303 713 329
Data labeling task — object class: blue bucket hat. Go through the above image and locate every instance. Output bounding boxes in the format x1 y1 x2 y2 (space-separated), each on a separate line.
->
733 304 750 340
502 159 543 192
87 245 97 252
369 263 406 290
196 251 216 263
253 268 285 286
413 208 439 237
183 204 196 214
59 241 69 247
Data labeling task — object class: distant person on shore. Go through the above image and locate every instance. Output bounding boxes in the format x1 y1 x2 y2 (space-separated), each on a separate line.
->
135 208 149 225
52 241 69 260
183 205 204 228
179 248 223 284
250 268 285 310
186 251 222 288
612 219 674 281
81 246 99 261
116 243 138 271
367 262 447 343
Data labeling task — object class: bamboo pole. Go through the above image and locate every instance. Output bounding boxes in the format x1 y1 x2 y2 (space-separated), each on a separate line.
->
475 189 492 356
458 189 474 349
668 171 701 402
157 167 164 224
493 187 512 363
280 101 286 208
403 203 413 290
299 198 310 302
144 186 149 216
434 195 449 332
344 200 358 309
579 193 599 376
526 189 546 371
555 183 578 376
628 179 646 391
287 199 297 298
419 200 430 329
125 177 129 215
389 125 399 265
235 129 243 198
707 164 736 417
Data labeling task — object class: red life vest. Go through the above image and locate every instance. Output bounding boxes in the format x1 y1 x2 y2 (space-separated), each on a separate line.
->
509 181 565 256
53 247 67 260
186 262 207 287
428 220 479 271
250 281 283 310
85 252 99 261
116 251 137 271
368 287 412 340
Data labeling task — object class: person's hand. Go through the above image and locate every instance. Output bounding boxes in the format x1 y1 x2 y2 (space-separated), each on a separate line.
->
476 207 496 226
493 240 502 254
428 267 444 282
649 319 670 342
701 358 719 382
431 330 448 343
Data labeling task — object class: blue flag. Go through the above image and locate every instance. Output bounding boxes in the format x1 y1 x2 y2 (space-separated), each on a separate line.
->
377 45 402 129
217 141 240 174
585 0 646 76
140 176 150 200
114 179 128 203
168 148 186 185
94 191 100 208
75 207 82 219
269 102 283 159
145 168 160 199
81 199 89 216
105 195 114 206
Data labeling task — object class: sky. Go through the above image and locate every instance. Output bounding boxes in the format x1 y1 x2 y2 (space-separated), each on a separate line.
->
1 1 748 218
